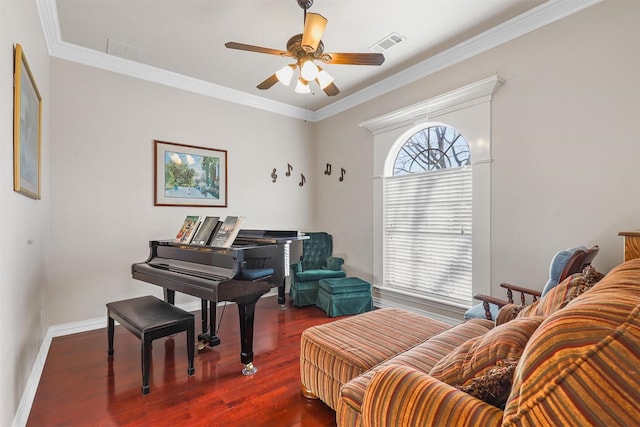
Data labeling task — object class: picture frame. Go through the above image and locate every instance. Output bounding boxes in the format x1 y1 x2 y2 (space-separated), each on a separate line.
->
154 140 228 207
13 44 42 199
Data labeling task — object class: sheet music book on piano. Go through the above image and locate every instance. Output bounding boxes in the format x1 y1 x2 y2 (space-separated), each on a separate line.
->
210 216 246 247
190 216 220 245
174 215 202 244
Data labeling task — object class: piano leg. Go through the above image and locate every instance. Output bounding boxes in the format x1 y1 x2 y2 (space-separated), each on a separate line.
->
278 278 287 310
198 299 221 347
235 290 270 375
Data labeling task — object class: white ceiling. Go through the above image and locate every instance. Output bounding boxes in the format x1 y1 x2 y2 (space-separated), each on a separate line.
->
41 0 599 120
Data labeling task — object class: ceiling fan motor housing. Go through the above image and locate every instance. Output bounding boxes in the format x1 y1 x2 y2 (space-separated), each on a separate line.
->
287 34 331 63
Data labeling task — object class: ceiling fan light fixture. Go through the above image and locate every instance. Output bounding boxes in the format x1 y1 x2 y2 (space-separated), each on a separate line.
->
301 12 327 52
275 64 296 86
224 2 383 97
300 60 319 81
316 67 334 89
295 77 311 94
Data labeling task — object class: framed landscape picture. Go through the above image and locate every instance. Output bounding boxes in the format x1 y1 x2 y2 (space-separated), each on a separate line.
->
154 140 228 207
13 44 42 199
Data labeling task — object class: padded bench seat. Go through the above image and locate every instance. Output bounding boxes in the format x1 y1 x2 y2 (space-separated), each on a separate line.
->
107 295 195 395
299 308 454 410
316 277 372 317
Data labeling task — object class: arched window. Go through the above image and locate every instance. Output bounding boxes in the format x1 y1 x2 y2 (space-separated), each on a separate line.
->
393 126 470 174
362 75 501 317
384 125 472 307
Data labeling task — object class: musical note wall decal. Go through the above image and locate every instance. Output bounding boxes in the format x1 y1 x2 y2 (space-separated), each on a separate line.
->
339 168 346 182
324 163 332 175
286 163 293 177
299 174 306 186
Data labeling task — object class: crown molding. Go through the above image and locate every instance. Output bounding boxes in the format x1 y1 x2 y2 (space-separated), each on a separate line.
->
37 0 602 123
359 74 503 135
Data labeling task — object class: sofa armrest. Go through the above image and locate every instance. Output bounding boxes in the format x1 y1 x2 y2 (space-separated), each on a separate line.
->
325 256 344 271
361 365 503 427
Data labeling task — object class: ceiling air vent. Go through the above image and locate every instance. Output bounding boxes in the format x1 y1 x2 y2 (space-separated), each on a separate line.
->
370 32 406 53
106 38 146 62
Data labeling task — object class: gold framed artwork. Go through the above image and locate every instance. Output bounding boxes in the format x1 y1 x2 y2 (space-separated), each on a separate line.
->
13 44 42 199
154 140 228 207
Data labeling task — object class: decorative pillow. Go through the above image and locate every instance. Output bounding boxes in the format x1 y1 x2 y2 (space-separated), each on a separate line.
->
516 268 603 319
456 358 519 409
582 265 605 285
495 304 524 326
429 316 545 387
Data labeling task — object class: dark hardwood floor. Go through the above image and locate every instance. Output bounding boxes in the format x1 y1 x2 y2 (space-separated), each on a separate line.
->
27 295 338 427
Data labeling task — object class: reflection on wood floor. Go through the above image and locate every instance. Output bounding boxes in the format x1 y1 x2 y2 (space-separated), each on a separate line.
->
27 295 338 427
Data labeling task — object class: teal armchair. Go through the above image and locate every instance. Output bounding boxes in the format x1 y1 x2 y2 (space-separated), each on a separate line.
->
290 232 346 306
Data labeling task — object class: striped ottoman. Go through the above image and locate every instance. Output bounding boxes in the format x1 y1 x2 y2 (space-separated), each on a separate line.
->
299 307 454 410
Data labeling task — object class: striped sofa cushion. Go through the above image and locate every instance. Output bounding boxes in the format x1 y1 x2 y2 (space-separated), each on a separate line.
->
503 260 640 425
337 318 494 426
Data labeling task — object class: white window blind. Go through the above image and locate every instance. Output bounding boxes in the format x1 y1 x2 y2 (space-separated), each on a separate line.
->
383 167 472 307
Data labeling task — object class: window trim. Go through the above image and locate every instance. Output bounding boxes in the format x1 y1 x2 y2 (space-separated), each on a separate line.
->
360 75 503 317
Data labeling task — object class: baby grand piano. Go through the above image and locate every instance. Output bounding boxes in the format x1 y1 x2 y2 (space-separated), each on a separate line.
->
131 230 306 375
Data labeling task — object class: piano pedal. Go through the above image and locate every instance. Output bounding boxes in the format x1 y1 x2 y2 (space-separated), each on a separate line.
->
198 333 221 348
197 342 206 351
242 362 257 376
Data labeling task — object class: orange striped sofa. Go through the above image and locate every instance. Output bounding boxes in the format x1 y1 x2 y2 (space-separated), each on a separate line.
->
300 258 640 426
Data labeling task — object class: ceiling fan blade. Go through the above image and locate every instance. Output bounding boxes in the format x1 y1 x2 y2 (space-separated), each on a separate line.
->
324 52 385 66
321 81 340 96
257 74 279 90
225 42 292 58
301 13 327 52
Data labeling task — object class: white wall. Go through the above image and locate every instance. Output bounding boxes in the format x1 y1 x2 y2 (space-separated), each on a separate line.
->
0 1 49 425
47 59 316 325
316 0 640 296
314 110 374 278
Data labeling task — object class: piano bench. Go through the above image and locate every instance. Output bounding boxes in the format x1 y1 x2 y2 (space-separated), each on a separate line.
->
106 295 195 395
316 277 373 317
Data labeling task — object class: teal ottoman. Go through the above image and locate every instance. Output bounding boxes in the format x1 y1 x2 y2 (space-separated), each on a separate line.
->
316 277 372 317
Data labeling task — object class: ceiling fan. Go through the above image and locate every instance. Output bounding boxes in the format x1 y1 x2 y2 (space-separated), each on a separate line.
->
225 0 385 96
